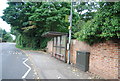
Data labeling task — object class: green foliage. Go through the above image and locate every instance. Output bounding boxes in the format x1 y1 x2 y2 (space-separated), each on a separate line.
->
0 28 3 38
3 33 13 42
75 2 98 22
0 28 13 42
2 2 79 49
16 34 50 50
75 2 120 45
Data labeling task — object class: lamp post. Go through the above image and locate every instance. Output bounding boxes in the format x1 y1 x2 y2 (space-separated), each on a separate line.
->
67 0 72 64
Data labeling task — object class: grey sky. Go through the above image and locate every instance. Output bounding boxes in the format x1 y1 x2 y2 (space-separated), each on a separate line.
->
0 0 11 32
0 0 16 40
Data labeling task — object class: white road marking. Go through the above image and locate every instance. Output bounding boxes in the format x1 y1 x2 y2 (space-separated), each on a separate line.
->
37 77 40 79
22 58 31 79
57 76 61 79
34 72 37 75
77 74 80 76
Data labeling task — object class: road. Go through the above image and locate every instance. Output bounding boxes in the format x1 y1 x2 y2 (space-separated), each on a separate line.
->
1 43 38 79
1 42 91 80
23 50 91 79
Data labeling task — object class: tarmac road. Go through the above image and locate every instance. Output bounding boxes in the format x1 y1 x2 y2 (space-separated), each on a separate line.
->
1 43 38 79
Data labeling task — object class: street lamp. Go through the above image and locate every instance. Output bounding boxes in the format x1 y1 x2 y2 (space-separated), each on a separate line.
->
67 0 72 64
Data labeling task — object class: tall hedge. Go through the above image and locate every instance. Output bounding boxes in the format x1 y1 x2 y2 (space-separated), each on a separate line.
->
75 2 120 45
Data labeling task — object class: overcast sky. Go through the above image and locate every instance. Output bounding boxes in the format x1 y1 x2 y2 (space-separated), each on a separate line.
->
0 0 11 32
0 0 16 39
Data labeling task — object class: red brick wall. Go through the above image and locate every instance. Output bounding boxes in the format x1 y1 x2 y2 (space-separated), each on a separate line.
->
118 42 120 79
46 41 53 54
89 41 119 79
47 39 119 79
70 39 91 64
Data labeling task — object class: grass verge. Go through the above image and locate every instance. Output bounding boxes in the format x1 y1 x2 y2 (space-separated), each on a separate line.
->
16 45 40 50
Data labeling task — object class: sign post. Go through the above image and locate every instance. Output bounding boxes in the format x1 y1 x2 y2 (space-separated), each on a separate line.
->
67 0 72 64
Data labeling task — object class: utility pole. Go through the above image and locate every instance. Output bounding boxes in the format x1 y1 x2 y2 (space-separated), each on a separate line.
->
67 0 72 64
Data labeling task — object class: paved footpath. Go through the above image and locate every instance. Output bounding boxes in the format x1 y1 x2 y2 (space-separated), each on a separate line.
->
22 50 92 79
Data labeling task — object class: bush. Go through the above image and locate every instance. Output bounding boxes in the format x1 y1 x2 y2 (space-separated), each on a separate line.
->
75 2 120 45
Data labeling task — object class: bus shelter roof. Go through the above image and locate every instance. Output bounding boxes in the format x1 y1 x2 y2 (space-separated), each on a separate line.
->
42 31 67 37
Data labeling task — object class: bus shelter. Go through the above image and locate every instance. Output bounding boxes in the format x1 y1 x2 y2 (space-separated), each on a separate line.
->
42 31 68 62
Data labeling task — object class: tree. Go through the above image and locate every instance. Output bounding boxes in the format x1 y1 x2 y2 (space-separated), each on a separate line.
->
72 2 98 38
75 2 120 45
2 2 79 49
75 2 98 22
0 29 13 42
0 28 3 38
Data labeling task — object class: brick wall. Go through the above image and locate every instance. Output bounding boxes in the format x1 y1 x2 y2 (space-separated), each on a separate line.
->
118 42 120 79
46 41 53 54
70 39 91 64
47 40 119 79
89 41 119 79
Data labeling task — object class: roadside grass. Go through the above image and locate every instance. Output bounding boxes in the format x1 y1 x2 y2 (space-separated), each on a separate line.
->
16 45 41 51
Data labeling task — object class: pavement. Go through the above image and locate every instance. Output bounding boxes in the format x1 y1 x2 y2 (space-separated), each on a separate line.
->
0 42 2 80
1 43 39 79
22 50 92 79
